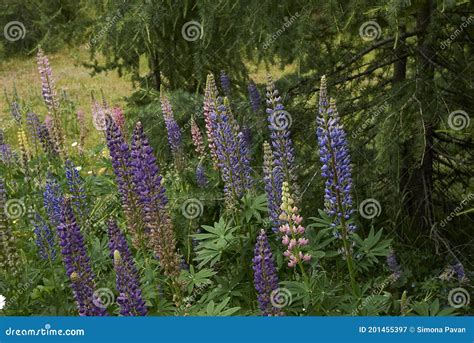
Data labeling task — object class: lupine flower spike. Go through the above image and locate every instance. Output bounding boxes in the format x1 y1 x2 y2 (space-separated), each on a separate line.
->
220 70 231 96
252 229 282 316
452 261 468 283
265 76 298 198
210 100 252 207
0 178 21 275
56 198 107 316
17 128 30 171
43 174 63 227
160 86 183 167
263 141 283 232
33 213 56 260
112 106 126 130
65 160 87 217
108 219 147 316
316 75 357 293
248 81 261 114
386 248 402 282
0 144 13 165
203 74 220 169
278 182 311 269
11 101 22 124
131 122 181 278
190 118 206 158
195 163 208 188
36 47 64 155
105 117 144 250
26 112 41 155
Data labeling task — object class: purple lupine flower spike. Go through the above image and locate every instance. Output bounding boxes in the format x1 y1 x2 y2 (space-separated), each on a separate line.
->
33 213 56 260
211 100 252 206
160 88 182 164
220 71 231 96
131 122 181 278
252 229 282 316
387 248 402 281
316 76 356 237
263 141 283 232
44 174 63 227
38 122 58 156
196 164 208 188
248 81 261 114
65 159 87 217
265 76 297 197
105 116 144 249
452 262 467 282
0 144 13 165
108 219 147 316
56 198 107 316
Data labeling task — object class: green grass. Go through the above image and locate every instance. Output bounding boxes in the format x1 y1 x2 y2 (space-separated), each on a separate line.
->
0 47 132 148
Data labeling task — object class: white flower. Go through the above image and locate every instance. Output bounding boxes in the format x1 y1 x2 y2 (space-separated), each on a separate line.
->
71 141 78 147
75 166 82 171
87 170 93 175
0 294 6 310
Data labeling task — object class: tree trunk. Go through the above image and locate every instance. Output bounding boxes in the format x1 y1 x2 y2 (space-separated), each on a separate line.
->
403 0 436 233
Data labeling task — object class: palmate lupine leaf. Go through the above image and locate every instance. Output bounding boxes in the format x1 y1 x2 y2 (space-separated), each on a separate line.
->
179 265 217 294
199 297 240 316
352 228 392 271
191 218 239 268
240 193 268 223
